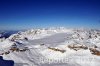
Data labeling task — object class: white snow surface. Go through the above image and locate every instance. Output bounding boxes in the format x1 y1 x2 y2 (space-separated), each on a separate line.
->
0 28 100 66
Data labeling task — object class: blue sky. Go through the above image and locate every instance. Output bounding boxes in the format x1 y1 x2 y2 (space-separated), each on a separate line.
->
0 0 100 30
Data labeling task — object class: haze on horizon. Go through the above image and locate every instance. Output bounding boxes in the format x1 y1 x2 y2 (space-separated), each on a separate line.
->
0 0 100 30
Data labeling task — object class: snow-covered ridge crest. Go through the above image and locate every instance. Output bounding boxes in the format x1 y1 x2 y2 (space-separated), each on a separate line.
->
8 27 73 40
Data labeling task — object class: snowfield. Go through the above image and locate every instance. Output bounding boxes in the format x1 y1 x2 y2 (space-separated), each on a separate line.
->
0 27 100 66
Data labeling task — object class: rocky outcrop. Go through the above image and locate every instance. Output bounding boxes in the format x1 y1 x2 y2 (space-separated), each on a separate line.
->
68 44 88 51
48 47 66 53
89 48 100 56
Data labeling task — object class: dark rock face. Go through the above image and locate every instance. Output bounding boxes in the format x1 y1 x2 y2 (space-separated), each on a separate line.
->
0 56 14 66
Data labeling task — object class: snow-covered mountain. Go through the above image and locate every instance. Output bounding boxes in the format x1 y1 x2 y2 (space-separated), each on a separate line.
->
0 31 6 38
0 28 100 66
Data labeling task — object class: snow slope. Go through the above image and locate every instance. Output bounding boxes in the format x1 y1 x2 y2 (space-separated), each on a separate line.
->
0 28 100 66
